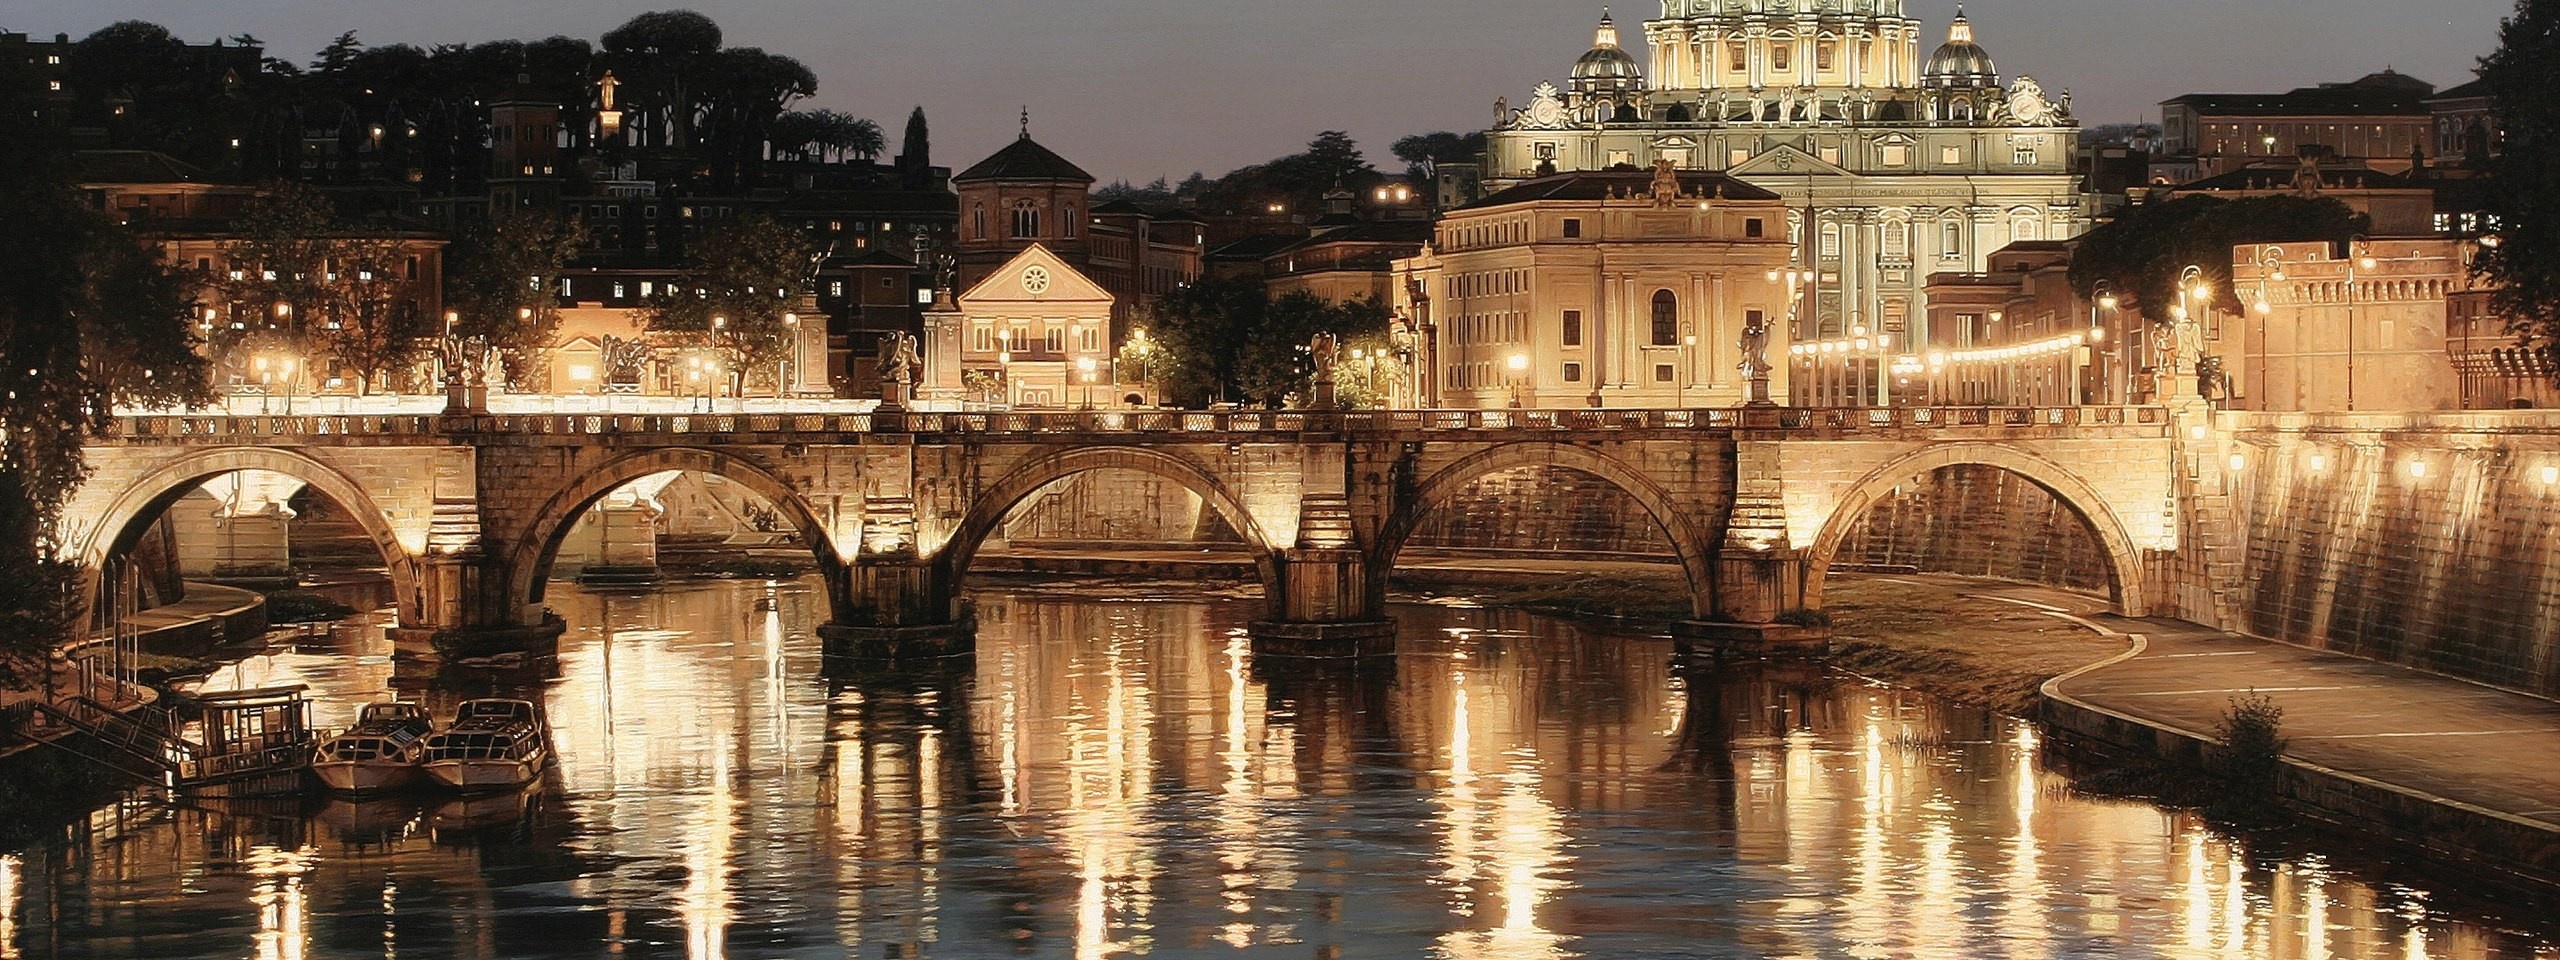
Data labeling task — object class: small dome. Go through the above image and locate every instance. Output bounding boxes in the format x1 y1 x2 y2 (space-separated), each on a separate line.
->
1572 10 1644 82
1923 10 1999 85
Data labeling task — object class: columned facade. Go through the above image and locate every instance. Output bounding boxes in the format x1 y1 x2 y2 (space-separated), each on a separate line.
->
1483 4 2083 372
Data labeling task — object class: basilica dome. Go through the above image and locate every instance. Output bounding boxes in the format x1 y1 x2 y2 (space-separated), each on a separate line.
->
1922 10 1999 87
1571 12 1643 84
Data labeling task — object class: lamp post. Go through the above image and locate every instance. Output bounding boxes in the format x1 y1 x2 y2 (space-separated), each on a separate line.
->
1075 356 1097 410
1680 333 1697 407
2248 247 2288 411
783 312 801 399
997 328 1015 409
2091 282 2121 405
1506 353 1528 409
2346 234 2375 411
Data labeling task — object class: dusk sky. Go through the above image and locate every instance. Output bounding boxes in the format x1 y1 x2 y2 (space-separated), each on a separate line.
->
9 0 2511 184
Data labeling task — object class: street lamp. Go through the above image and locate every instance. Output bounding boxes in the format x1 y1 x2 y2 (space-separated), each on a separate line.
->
783 312 801 398
2346 234 2375 410
1506 352 1529 409
1075 356 1098 410
2091 280 2121 404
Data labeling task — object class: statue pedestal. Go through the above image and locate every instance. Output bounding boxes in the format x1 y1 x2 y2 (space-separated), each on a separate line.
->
877 381 910 413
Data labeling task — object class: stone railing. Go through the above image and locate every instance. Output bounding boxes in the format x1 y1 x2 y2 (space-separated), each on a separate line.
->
104 405 2169 442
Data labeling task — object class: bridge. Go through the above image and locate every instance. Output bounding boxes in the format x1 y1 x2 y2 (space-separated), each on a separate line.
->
62 405 2192 658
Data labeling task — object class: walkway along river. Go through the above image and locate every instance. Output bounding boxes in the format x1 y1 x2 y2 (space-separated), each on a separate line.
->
3 576 2556 958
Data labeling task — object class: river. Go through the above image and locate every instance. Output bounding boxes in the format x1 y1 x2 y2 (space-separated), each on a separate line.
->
2 576 2552 959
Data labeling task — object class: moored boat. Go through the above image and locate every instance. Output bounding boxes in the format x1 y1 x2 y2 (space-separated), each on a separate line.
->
421 699 551 793
311 702 433 794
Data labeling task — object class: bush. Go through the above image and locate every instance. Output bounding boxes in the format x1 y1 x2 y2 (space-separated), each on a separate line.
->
1775 608 1833 629
2217 692 2289 794
264 590 354 624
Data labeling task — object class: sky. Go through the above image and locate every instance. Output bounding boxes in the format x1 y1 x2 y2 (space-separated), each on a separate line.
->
8 0 2512 184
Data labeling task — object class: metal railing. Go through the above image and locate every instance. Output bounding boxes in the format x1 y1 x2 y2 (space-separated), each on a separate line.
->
105 405 2169 442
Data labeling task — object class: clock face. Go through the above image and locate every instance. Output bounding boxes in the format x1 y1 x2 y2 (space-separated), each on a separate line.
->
1021 265 1051 295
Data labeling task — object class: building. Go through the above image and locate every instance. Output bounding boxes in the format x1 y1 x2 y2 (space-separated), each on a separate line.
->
922 244 1117 409
1263 220 1436 304
1918 241 2138 407
2168 155 2439 236
1389 166 1795 409
1478 5 2085 352
950 124 1202 333
2425 78 2498 170
2158 70 2435 180
2219 237 2469 411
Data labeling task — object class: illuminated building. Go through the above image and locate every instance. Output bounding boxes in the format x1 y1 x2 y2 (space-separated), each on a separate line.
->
1478 5 2084 352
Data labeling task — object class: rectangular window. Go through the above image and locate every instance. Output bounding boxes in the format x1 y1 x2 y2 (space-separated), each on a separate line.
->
1942 221 1963 259
1820 147 1842 166
1562 310 1583 346
1817 40 1836 71
1941 145 1962 164
973 326 994 352
2013 145 2038 165
1745 218 1765 238
1729 43 1746 71
1655 364 1676 383
1563 362 1583 383
612 282 626 299
1562 218 1582 239
1608 150 1633 167
1730 148 1751 166
1045 327 1065 353
1771 43 1790 72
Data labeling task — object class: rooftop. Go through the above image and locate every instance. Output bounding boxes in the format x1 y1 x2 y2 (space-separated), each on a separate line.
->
1460 169 1782 211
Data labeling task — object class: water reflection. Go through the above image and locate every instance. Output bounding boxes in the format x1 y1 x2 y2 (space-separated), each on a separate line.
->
5 578 2554 958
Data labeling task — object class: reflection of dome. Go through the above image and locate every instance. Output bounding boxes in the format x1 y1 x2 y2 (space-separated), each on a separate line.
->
1571 11 1643 83
1923 10 1999 86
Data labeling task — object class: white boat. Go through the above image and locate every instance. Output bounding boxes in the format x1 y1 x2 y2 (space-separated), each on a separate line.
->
421 699 551 793
312 702 433 794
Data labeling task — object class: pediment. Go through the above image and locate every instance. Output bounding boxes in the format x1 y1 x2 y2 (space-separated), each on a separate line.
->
959 244 1114 306
1725 144 1858 179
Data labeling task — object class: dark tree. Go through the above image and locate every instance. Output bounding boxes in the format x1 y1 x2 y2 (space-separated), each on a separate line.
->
639 214 813 393
2478 0 2560 363
0 91 211 684
1148 278 1391 407
446 207 587 387
601 10 723 150
2070 195 2367 318
897 106 931 186
1391 130 1487 180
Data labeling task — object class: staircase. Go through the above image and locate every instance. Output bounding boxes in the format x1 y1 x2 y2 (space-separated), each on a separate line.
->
2181 447 2252 629
11 695 198 783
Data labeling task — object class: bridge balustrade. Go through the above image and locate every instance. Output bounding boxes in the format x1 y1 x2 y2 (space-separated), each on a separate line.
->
105 405 2168 441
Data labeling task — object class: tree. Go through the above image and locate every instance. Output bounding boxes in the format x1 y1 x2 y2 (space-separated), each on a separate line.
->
1148 278 1391 407
601 10 723 150
1237 292 1391 406
898 106 929 167
2069 194 2367 318
2479 0 2560 363
638 214 812 393
1391 130 1486 180
215 183 432 394
0 89 210 685
446 207 587 387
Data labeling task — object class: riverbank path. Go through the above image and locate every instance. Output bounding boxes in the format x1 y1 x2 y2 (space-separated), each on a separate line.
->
1979 582 2560 836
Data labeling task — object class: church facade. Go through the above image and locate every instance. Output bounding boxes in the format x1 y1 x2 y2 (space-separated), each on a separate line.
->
1481 3 2084 345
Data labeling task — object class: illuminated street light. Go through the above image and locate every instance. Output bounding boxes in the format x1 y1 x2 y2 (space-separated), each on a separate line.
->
1506 353 1528 409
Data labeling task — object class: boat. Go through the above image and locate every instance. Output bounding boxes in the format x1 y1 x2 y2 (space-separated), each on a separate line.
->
420 699 551 793
311 702 433 794
173 686 317 798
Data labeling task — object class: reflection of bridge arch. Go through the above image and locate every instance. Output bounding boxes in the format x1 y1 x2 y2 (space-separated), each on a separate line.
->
1803 442 2147 614
936 446 1284 616
508 447 847 624
1374 442 1718 619
77 447 426 622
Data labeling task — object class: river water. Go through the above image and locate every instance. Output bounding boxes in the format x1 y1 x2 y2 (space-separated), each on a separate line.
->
3 577 2553 959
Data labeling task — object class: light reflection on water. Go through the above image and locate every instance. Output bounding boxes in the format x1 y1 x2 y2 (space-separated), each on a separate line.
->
6 576 2556 959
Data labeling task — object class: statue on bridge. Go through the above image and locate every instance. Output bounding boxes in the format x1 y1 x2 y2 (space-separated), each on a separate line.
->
876 331 921 411
1738 311 1775 406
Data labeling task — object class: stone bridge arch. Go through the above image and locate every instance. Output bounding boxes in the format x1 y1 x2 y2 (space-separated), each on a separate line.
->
1373 441 1721 619
933 445 1286 616
69 447 428 623
505 447 850 625
1800 441 2149 615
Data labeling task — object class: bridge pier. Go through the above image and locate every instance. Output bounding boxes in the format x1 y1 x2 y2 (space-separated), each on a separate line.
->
391 551 566 664
1250 548 1395 656
820 558 973 662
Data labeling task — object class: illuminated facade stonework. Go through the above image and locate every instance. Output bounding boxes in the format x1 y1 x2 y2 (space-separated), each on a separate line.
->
1482 4 2084 345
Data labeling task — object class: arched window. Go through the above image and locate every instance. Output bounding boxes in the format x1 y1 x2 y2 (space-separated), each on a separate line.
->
1011 200 1041 239
971 204 986 240
1063 202 1079 239
1651 290 1679 346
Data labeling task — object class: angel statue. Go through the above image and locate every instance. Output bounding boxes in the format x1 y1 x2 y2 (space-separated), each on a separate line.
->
876 330 921 385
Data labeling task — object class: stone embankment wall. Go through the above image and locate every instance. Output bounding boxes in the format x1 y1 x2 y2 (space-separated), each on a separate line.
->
2224 411 2560 697
1402 466 1676 558
1832 464 2115 593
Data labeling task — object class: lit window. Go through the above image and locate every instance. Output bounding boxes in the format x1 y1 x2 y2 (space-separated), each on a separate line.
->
568 365 596 381
2013 145 2038 165
1941 145 1962 164
1651 290 1679 346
